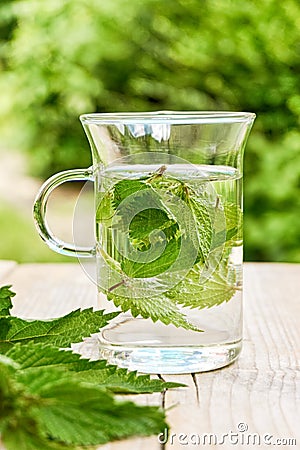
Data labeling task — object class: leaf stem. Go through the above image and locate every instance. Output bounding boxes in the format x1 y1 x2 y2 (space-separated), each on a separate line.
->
156 165 167 176
108 279 126 292
147 165 167 183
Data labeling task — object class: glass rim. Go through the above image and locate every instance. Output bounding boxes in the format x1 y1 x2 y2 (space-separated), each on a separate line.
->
80 110 256 125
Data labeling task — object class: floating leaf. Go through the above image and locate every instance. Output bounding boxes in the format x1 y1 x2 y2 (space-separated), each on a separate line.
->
167 263 239 310
108 291 201 331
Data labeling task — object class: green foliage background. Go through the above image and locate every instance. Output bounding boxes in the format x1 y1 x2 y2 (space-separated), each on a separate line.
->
0 0 300 262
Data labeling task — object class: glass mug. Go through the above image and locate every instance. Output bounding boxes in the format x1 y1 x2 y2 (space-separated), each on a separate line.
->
34 111 255 374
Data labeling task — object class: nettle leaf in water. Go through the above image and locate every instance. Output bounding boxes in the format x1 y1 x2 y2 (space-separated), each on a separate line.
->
149 177 213 263
121 238 181 278
186 196 213 262
97 175 199 330
212 202 243 249
97 166 240 330
129 208 178 244
113 184 182 275
107 290 200 332
112 178 149 208
166 262 240 310
96 191 114 225
224 202 243 242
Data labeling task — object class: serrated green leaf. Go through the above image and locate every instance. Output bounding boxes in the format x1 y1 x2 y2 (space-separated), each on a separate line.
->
129 207 177 242
16 367 168 446
0 358 66 450
0 358 93 449
96 191 114 224
0 285 15 317
121 238 181 278
98 170 215 330
213 203 243 248
187 196 213 262
2 423 57 450
6 342 184 393
0 356 20 425
0 355 168 448
2 421 82 450
0 308 119 352
113 181 171 234
113 179 149 208
6 342 85 370
0 318 12 352
167 263 239 310
112 183 184 278
151 178 213 263
108 291 201 331
80 366 183 393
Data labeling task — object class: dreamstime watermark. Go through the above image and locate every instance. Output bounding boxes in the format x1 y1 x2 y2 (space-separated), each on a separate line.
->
158 423 297 446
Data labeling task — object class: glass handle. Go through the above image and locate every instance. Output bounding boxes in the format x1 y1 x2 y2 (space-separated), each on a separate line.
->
33 168 95 258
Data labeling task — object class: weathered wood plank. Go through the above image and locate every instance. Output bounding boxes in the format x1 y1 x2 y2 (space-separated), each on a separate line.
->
1 262 98 318
99 437 159 450
0 260 17 281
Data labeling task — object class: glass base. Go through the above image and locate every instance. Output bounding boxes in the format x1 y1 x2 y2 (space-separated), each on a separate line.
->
98 317 242 374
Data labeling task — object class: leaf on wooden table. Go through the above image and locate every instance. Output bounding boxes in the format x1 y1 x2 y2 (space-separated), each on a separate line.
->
0 285 15 317
0 356 168 449
7 342 184 393
0 308 119 352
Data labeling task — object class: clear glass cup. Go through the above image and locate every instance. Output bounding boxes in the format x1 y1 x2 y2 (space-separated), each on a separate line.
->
34 111 255 374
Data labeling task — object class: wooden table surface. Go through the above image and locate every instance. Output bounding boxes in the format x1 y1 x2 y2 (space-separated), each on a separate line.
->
0 261 299 449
